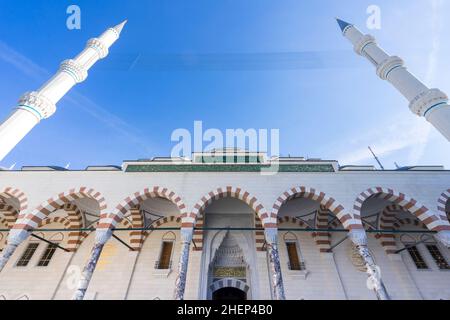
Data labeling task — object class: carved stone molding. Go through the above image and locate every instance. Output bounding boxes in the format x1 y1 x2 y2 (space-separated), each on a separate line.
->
60 59 88 83
409 88 448 117
376 56 404 80
17 91 56 120
87 38 109 59
354 34 376 55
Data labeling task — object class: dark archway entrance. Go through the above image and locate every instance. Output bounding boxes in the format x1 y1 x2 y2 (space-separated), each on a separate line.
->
212 287 247 300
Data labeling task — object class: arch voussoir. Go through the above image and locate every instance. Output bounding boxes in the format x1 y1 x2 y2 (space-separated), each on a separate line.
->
354 187 449 233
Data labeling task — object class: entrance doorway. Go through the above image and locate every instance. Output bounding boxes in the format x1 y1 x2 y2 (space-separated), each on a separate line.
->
212 287 247 300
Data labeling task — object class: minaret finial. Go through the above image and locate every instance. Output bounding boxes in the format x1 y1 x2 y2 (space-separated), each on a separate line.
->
335 17 352 32
113 19 128 36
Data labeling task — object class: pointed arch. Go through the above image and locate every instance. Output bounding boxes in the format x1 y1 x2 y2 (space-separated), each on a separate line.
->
107 187 187 229
354 187 450 232
187 186 270 226
187 186 269 252
107 187 187 250
271 186 360 230
437 189 450 220
377 204 429 254
0 187 28 212
12 187 107 237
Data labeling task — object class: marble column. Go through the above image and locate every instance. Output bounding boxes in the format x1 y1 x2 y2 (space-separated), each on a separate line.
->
264 228 286 300
72 229 112 300
174 227 194 300
348 229 390 300
0 229 30 271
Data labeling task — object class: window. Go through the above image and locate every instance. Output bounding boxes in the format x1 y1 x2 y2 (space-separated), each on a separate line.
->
286 242 303 271
156 241 173 269
426 244 450 270
406 246 428 269
37 243 58 267
16 243 39 267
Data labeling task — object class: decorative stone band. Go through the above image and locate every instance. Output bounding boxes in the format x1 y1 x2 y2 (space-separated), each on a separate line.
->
409 88 448 117
354 34 376 55
60 59 88 83
86 38 109 59
376 56 404 80
17 91 56 121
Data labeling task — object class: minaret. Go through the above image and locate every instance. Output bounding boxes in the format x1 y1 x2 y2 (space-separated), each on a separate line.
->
336 18 450 142
0 20 127 161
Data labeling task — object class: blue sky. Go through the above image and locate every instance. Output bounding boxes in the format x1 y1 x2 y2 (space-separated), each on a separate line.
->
0 0 449 169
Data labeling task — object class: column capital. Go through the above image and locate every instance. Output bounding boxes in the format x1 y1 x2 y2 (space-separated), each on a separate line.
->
17 91 56 120
7 229 30 246
264 227 278 245
95 228 113 245
347 229 368 246
180 227 194 243
435 230 450 248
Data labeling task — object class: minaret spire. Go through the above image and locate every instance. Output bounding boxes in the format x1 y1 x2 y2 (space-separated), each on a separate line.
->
0 20 127 161
335 17 352 33
113 19 128 35
337 19 450 142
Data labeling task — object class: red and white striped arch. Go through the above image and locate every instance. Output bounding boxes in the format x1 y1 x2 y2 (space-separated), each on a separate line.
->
0 203 18 228
271 186 361 230
104 187 187 230
38 216 71 229
314 205 332 252
377 204 428 254
0 187 28 212
377 204 401 254
354 187 450 232
12 187 107 231
437 189 450 220
186 186 271 227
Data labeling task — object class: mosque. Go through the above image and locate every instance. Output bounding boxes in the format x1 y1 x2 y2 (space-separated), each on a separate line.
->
0 19 449 300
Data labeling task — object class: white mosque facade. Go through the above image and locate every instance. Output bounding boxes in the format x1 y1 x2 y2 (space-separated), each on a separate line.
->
0 19 449 300
0 150 449 300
